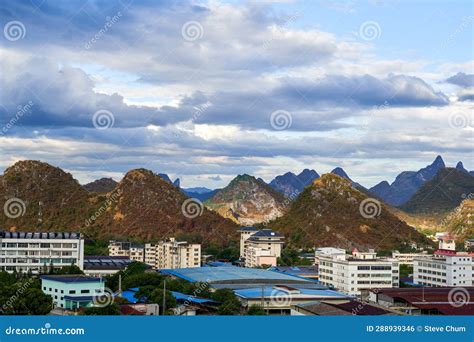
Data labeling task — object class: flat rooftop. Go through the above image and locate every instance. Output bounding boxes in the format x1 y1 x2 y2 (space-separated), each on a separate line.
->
234 286 349 300
0 231 81 239
40 275 103 283
160 266 318 286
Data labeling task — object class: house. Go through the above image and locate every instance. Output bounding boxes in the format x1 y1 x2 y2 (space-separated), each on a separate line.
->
40 275 105 310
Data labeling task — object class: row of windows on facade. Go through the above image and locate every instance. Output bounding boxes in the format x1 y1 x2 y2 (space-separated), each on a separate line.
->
0 258 77 264
1 242 78 248
1 250 76 256
43 287 102 295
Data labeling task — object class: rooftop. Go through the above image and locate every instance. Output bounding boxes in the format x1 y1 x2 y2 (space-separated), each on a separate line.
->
40 275 103 283
238 226 259 232
83 256 133 270
0 231 81 239
294 300 391 316
160 266 320 289
234 286 349 300
248 229 283 238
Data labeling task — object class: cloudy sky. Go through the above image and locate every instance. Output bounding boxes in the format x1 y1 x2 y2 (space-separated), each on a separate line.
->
0 0 473 188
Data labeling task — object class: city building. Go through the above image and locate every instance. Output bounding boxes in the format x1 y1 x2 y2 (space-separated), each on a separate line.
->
465 239 474 251
391 250 431 265
145 238 201 269
108 240 145 262
318 248 399 296
436 233 456 251
83 255 133 277
160 265 324 290
0 231 84 274
314 247 346 265
413 250 473 287
41 275 105 310
235 285 351 315
369 287 474 315
238 227 284 268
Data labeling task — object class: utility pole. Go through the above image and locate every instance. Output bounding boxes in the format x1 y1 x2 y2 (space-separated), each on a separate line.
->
162 279 166 315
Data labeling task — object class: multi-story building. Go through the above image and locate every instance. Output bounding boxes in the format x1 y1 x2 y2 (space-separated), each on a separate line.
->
437 234 456 251
108 240 145 262
413 250 473 287
391 250 431 265
145 238 201 269
239 228 284 268
314 247 346 265
0 231 84 274
41 275 105 310
319 248 399 296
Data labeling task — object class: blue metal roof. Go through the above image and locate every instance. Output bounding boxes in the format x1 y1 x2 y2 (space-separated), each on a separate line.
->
171 291 218 304
234 287 350 299
121 288 140 303
160 266 313 284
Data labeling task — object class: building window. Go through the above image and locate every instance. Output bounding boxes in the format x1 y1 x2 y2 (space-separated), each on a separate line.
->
69 290 76 294
81 289 90 294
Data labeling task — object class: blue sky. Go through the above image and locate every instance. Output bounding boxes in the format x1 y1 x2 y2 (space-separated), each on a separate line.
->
0 0 472 188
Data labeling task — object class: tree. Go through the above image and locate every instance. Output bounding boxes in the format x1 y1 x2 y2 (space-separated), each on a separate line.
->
21 288 52 315
212 289 241 315
54 265 84 275
82 303 121 315
247 305 266 315
122 273 163 290
148 289 177 314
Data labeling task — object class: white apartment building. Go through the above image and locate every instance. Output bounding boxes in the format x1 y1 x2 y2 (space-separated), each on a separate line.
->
0 231 84 274
319 249 399 296
391 250 431 265
314 247 346 265
413 251 473 287
437 234 456 251
239 228 284 268
145 238 201 269
108 240 145 262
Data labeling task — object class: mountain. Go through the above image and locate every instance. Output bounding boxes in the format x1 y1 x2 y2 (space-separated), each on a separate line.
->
444 199 474 241
331 167 366 191
455 161 469 174
400 168 474 214
370 181 391 199
369 155 446 206
205 174 288 225
0 161 238 246
158 173 180 188
83 178 118 194
268 173 433 250
183 187 214 194
0 160 93 230
269 169 319 198
183 188 220 202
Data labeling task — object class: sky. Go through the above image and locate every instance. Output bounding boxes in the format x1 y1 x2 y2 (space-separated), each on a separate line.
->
0 0 473 188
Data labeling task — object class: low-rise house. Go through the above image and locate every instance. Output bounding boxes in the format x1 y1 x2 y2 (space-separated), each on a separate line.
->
40 275 105 310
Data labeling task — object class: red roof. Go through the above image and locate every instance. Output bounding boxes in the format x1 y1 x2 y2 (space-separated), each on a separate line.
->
372 287 474 315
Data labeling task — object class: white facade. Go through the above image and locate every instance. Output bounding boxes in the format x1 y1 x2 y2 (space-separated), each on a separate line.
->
314 247 346 265
239 228 284 268
391 251 430 265
145 238 201 269
0 231 84 274
413 252 473 287
108 240 144 262
319 249 399 296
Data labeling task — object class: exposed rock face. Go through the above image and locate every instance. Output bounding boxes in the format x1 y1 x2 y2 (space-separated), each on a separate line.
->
206 174 288 225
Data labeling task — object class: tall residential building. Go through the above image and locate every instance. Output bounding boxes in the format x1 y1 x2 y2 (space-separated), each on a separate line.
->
145 238 201 269
239 228 284 268
319 248 399 296
413 250 473 287
0 231 84 274
108 240 145 262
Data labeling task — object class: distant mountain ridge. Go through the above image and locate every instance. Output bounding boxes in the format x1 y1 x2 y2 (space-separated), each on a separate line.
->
369 156 447 206
83 178 118 194
269 169 319 198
